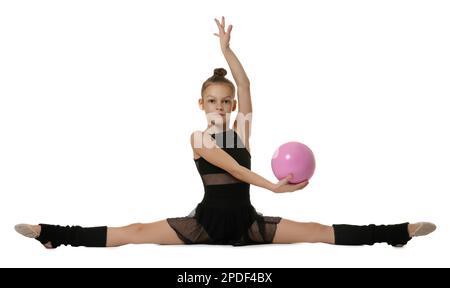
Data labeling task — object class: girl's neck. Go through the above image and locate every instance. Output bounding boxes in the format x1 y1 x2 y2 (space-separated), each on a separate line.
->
205 123 231 134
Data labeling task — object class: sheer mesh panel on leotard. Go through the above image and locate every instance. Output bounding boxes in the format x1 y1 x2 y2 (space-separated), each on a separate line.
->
201 173 242 186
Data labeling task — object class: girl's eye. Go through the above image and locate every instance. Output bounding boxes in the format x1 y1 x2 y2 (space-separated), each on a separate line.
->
209 100 215 103
224 100 230 104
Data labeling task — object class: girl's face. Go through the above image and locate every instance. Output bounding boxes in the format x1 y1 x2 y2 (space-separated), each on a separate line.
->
199 84 236 127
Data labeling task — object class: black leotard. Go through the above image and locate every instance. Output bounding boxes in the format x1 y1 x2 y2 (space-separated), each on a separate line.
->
167 129 281 245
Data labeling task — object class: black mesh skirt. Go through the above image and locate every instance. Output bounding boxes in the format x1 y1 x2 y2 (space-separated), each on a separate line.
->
167 203 282 246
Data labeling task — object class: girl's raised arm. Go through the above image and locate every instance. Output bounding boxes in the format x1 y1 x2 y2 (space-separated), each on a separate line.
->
214 16 252 150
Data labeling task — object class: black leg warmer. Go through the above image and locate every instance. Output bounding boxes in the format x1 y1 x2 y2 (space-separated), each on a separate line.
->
36 224 107 248
332 222 412 246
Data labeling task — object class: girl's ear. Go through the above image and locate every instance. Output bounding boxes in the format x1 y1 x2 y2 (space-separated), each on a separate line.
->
232 99 237 111
198 98 204 110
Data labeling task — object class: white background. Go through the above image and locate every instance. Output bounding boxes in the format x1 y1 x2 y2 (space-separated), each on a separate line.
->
1 0 449 268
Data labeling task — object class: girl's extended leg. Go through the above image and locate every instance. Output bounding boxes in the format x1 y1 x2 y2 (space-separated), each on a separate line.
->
15 219 184 248
272 219 436 246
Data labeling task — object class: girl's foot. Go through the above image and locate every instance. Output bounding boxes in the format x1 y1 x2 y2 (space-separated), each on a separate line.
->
14 224 53 248
393 222 436 247
408 222 437 237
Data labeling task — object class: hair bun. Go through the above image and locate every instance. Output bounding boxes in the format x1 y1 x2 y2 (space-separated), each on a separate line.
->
213 68 227 77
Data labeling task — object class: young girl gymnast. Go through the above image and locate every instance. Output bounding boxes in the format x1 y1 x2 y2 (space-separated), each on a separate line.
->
15 17 435 249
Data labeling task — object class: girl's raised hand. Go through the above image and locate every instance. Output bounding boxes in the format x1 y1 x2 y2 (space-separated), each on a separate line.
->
214 16 232 51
